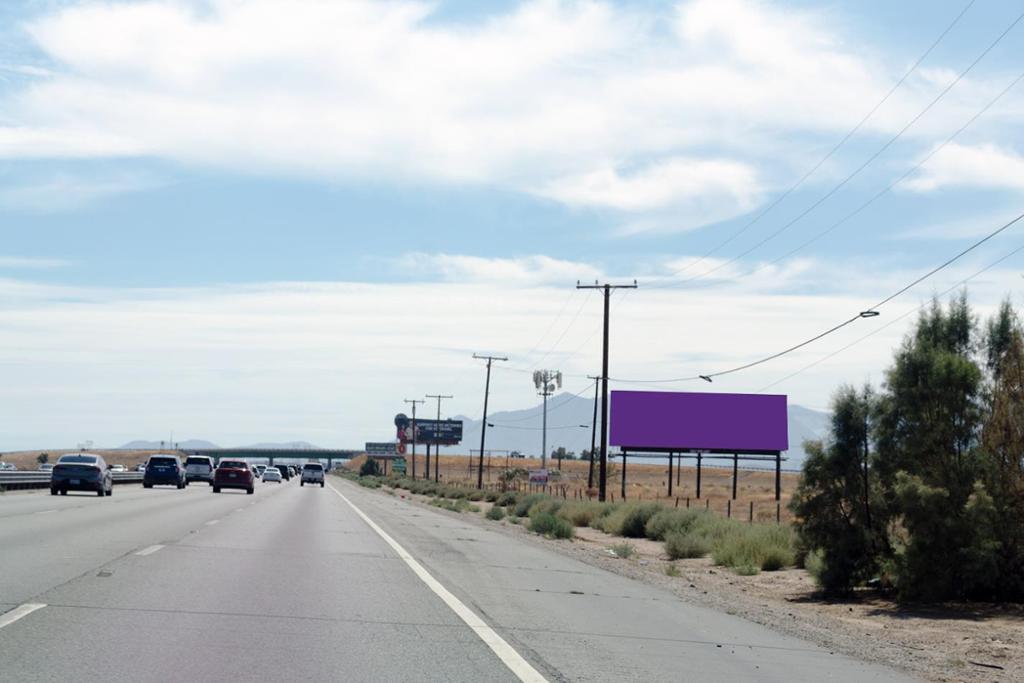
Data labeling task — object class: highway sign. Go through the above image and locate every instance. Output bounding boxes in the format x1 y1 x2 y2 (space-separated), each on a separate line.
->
366 442 398 456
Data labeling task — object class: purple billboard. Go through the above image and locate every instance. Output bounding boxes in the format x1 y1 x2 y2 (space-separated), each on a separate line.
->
609 390 788 453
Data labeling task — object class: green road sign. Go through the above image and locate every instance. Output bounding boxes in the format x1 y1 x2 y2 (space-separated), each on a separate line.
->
393 457 407 475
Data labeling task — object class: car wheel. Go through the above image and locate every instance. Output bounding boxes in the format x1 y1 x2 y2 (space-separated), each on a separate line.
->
107 484 113 496
246 487 254 495
50 488 57 496
59 489 67 495
320 482 324 488
300 481 304 486
96 487 104 497
213 486 220 493
144 483 152 489
208 481 213 487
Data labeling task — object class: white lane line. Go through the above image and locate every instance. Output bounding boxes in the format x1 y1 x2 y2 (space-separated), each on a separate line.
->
135 544 165 556
34 509 57 515
328 483 547 683
205 519 219 526
0 603 46 630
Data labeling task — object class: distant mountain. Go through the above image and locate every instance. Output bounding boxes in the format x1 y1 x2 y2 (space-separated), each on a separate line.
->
444 393 829 471
119 439 220 450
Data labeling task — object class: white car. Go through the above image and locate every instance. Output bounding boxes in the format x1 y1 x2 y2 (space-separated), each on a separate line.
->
262 467 282 483
38 463 55 472
110 464 127 473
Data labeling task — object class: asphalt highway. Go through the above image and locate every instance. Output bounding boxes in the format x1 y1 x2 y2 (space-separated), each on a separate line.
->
0 477 919 682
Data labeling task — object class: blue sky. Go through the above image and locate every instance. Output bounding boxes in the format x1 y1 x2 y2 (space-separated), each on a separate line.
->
2 0 1023 450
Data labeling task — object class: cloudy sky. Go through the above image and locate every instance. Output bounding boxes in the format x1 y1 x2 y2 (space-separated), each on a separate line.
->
2 0 1023 450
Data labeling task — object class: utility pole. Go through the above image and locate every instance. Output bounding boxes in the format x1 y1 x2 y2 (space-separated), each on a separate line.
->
404 399 425 480
425 393 452 482
587 375 600 489
474 354 507 489
532 370 561 469
576 280 637 502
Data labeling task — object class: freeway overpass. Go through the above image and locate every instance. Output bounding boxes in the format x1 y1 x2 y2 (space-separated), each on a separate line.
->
182 447 361 468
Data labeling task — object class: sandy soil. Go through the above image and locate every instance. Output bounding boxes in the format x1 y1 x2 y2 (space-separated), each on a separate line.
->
377 479 1023 683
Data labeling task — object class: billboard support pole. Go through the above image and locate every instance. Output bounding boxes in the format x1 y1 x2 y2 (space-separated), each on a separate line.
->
667 451 673 497
621 448 627 500
696 452 703 499
775 452 781 501
473 354 507 489
577 280 637 502
732 453 738 500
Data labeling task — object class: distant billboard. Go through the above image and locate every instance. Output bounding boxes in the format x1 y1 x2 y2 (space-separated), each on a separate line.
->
394 415 464 445
365 442 398 457
609 390 788 453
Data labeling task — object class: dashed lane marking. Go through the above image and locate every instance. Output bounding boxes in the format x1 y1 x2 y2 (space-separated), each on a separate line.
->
0 603 46 630
135 545 165 556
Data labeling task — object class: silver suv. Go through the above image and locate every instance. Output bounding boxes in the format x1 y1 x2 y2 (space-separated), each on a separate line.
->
184 455 215 485
300 462 325 487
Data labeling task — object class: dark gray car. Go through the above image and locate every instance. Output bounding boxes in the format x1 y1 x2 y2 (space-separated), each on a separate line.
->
50 453 113 497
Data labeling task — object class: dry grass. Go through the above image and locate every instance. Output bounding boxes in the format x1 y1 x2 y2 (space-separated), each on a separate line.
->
391 453 799 522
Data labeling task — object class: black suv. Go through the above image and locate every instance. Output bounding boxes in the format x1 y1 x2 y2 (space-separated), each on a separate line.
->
144 454 187 489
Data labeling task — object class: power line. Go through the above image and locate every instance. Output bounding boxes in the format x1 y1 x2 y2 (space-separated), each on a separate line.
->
663 65 1024 295
651 0 978 283
612 210 1024 384
651 4 1024 291
756 241 1024 392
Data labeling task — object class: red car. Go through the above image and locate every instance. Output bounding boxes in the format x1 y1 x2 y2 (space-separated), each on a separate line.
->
212 459 254 494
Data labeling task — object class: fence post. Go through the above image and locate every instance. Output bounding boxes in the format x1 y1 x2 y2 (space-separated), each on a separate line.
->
727 499 731 519
686 497 690 509
674 496 679 509
749 500 753 523
776 502 781 523
705 499 710 511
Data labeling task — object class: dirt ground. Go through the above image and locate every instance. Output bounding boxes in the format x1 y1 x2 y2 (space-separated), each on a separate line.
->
375 477 1024 683
0 449 167 470
375 453 800 521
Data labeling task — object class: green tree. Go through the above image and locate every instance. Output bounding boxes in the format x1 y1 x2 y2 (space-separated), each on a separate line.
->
791 385 884 594
979 322 1024 600
36 452 49 465
359 458 381 477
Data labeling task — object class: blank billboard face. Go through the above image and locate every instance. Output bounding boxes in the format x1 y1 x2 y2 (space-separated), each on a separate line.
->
609 390 788 453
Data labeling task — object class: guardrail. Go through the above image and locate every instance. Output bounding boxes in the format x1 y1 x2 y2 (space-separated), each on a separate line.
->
0 471 144 492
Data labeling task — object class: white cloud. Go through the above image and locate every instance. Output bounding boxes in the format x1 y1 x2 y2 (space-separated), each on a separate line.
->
0 256 70 269
0 0 990 230
0 170 164 211
396 253 604 285
2 252 1020 449
902 142 1024 193
540 157 761 217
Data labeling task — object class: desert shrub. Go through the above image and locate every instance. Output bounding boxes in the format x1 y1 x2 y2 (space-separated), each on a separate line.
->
486 505 506 521
805 548 826 584
645 509 706 541
734 564 759 576
359 459 381 477
496 491 520 507
467 490 485 501
529 512 574 539
429 498 475 513
512 493 548 518
664 563 681 577
557 501 605 527
598 502 664 538
664 531 711 560
484 491 500 502
528 498 563 518
609 542 635 558
712 523 795 572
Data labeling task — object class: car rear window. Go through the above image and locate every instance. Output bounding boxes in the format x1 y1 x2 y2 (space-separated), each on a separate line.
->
59 455 97 464
303 464 323 471
186 457 212 466
149 457 177 466
219 460 247 469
